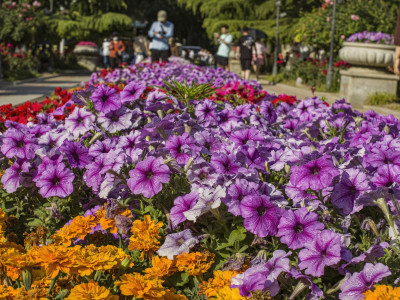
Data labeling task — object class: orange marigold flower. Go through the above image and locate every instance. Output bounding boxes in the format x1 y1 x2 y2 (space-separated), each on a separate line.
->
14 283 49 300
96 208 118 234
364 285 400 300
144 255 176 278
0 285 19 300
199 270 240 297
0 208 8 242
28 245 78 278
115 273 166 299
66 280 118 300
160 289 188 300
175 251 215 276
128 215 163 260
68 215 97 240
71 244 132 277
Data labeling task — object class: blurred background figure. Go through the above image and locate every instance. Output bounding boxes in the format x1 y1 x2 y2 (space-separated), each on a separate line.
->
102 38 110 68
109 32 126 68
148 10 174 62
252 38 267 82
236 26 255 81
134 29 149 64
169 37 179 57
214 24 232 71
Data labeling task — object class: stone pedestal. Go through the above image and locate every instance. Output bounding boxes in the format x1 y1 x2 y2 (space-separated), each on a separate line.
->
76 55 98 72
340 67 399 108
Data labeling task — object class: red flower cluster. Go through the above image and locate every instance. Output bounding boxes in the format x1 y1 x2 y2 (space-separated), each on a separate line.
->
334 60 351 68
0 87 74 125
213 81 268 104
271 94 298 106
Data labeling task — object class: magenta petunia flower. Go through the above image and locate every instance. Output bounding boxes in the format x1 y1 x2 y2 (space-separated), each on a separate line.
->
298 229 342 277
276 207 324 250
1 128 38 160
1 160 30 193
120 81 146 103
34 162 75 198
90 84 121 113
290 155 340 191
195 100 218 126
229 127 264 146
170 192 198 227
60 140 92 169
223 179 258 216
240 194 282 237
371 165 400 187
97 107 133 133
210 153 241 175
339 263 391 300
127 156 170 198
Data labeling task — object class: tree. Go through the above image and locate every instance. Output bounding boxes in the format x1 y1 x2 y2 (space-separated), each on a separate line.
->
177 0 323 43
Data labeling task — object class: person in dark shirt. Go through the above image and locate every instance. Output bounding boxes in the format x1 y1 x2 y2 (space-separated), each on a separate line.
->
394 5 400 77
236 26 255 81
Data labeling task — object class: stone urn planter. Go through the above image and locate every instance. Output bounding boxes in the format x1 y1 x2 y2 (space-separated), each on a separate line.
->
339 42 395 68
73 45 99 71
338 42 398 108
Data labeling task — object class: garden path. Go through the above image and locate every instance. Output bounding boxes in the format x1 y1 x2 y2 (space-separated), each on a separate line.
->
0 71 91 106
261 80 400 119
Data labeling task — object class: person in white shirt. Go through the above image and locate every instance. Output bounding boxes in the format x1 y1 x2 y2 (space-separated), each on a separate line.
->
102 38 110 68
214 24 232 71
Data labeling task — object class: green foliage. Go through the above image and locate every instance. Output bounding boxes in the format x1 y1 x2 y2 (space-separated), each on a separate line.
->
177 0 323 43
292 0 400 51
366 92 400 106
160 80 217 106
1 51 38 81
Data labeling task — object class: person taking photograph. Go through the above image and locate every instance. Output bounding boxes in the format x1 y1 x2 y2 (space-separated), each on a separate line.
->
148 10 174 62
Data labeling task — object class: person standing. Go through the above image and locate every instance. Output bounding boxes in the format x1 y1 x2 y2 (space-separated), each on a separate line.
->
214 25 232 71
148 10 174 62
109 33 126 68
252 38 267 82
236 26 255 81
102 38 110 68
394 5 400 77
134 29 149 64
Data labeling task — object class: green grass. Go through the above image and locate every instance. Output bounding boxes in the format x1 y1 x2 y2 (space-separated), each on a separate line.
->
366 92 400 106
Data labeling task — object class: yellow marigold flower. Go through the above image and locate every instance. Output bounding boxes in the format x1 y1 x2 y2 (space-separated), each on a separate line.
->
66 280 118 300
0 285 19 299
199 270 239 297
0 208 8 242
52 225 76 246
175 251 215 276
0 243 27 280
144 255 176 278
29 244 78 278
128 215 163 260
210 286 249 299
72 244 132 277
115 273 166 299
96 208 118 234
14 284 49 300
364 285 400 300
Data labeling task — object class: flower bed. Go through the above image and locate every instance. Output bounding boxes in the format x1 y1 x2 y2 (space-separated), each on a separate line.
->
0 61 399 299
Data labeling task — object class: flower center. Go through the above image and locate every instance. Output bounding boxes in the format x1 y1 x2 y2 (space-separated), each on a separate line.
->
52 176 60 185
77 117 84 124
257 206 266 216
101 95 108 102
294 223 304 234
146 171 154 179
131 88 137 95
310 166 320 175
17 141 25 148
111 115 119 122
177 238 185 246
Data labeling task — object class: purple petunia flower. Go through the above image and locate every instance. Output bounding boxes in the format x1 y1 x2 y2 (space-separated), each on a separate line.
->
59 140 92 169
64 107 95 138
276 207 324 250
1 128 38 160
120 81 146 103
157 229 199 259
229 127 264 146
195 100 218 126
98 107 133 133
170 192 198 227
127 156 170 198
290 155 340 191
88 139 116 157
339 263 391 300
223 179 258 216
1 160 31 193
165 132 201 165
371 165 400 187
90 84 121 113
210 153 241 175
33 162 75 198
116 131 143 162
331 168 370 215
298 229 342 277
240 194 282 237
